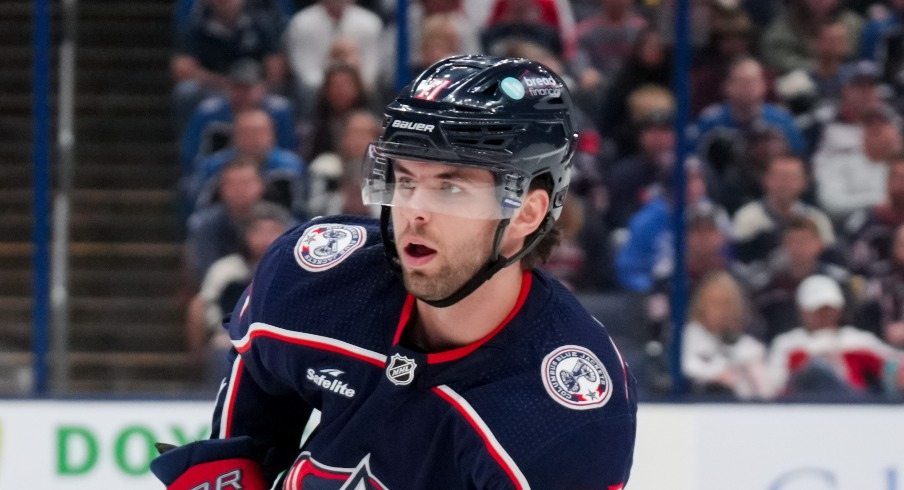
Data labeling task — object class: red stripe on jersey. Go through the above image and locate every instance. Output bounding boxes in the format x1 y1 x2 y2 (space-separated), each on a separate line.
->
236 327 385 368
427 271 533 364
292 460 347 482
223 357 244 438
432 386 527 489
391 294 416 346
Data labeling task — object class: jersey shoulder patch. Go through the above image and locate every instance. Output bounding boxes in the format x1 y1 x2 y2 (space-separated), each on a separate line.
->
541 344 613 410
294 222 368 272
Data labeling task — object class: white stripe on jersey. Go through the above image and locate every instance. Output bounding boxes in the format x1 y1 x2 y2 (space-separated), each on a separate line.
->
434 385 531 490
234 322 388 366
218 355 244 439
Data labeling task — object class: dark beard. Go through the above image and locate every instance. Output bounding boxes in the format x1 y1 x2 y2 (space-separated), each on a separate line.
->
402 257 485 302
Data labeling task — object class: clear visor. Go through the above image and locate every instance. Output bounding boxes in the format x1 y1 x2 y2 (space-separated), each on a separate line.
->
361 143 530 219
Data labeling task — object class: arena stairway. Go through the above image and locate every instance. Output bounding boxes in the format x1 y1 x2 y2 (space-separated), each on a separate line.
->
0 0 202 394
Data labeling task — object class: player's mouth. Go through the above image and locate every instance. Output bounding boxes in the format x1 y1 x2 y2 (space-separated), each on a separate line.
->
402 241 437 267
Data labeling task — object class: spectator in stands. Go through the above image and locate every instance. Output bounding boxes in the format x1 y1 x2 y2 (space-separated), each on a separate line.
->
812 72 898 223
171 0 287 128
538 193 590 291
173 0 294 35
327 36 363 74
382 0 479 77
607 109 676 229
732 153 835 265
184 156 268 287
190 108 306 216
484 0 577 48
481 0 566 57
414 13 465 73
185 201 295 385
694 57 806 160
682 271 771 400
179 58 297 174
607 83 676 159
767 274 904 400
644 205 736 352
846 156 904 277
775 19 859 118
571 0 647 93
691 6 763 116
711 123 790 215
859 0 904 62
806 20 857 104
860 223 904 349
759 0 863 75
298 63 371 162
284 0 383 101
748 214 852 341
615 157 730 293
863 101 904 165
306 109 382 218
598 28 672 146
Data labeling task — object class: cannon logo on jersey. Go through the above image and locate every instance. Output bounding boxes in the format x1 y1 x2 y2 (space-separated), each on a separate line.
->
385 354 417 386
306 368 357 398
542 345 612 410
283 453 388 490
295 223 367 272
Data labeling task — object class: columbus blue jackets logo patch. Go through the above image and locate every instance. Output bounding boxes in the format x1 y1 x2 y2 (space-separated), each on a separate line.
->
295 223 366 272
542 345 612 410
386 353 417 385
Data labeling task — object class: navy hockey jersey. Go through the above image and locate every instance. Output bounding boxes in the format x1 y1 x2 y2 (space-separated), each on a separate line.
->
210 215 637 489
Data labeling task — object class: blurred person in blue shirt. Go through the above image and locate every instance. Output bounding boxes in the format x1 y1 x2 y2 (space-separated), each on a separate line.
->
693 57 806 159
180 58 297 174
190 108 306 217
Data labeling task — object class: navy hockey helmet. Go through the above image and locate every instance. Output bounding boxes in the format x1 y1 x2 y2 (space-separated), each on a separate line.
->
362 54 578 221
362 55 578 308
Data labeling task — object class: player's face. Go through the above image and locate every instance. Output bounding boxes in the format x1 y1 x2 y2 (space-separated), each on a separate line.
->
390 160 500 301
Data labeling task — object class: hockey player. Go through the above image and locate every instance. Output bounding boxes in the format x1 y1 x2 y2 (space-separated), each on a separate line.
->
152 55 637 490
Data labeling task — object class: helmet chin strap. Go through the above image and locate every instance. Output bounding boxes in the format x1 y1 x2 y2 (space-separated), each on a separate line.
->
380 206 555 308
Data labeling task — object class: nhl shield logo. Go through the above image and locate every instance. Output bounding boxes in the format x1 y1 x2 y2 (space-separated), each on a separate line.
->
542 345 612 410
386 354 417 386
294 223 366 272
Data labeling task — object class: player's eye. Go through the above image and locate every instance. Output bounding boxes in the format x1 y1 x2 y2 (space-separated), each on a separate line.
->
440 181 463 194
397 178 416 191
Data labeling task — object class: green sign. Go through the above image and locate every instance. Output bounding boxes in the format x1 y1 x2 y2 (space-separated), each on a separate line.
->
57 424 208 477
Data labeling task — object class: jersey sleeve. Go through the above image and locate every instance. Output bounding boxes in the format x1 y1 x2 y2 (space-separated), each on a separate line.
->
522 413 636 489
208 278 314 482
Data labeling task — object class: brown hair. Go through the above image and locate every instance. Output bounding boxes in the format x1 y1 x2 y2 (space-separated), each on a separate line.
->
784 213 822 237
688 270 750 330
521 173 562 270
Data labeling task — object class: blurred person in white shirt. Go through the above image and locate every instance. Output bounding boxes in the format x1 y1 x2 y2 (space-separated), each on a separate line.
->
682 271 772 400
767 274 904 399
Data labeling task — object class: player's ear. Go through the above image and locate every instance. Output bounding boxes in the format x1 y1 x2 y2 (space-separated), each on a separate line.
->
507 187 550 241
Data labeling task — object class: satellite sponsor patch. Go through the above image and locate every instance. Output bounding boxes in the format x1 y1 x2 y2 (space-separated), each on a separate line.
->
294 223 366 272
542 345 612 410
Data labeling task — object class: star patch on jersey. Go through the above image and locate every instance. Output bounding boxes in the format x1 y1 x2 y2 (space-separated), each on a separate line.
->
294 223 366 272
386 353 417 385
542 345 612 410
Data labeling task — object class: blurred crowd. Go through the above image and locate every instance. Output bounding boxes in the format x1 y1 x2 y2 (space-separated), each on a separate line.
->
169 0 904 402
